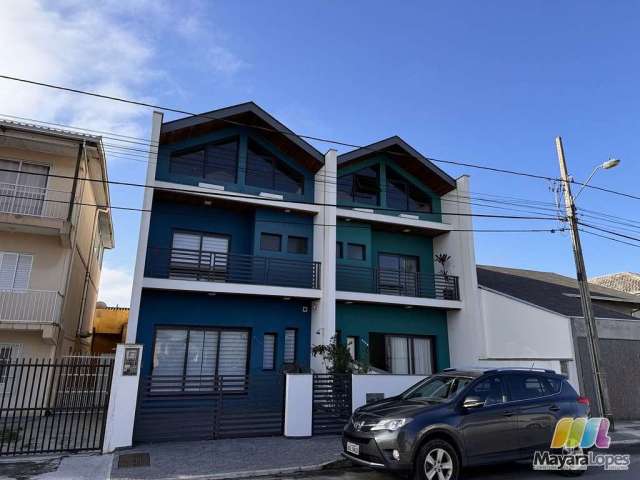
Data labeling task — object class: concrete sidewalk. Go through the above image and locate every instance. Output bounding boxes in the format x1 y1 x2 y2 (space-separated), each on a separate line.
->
612 420 640 445
110 436 343 480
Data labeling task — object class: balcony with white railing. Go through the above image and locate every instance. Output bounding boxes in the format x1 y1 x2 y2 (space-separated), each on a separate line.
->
0 183 70 220
0 290 63 325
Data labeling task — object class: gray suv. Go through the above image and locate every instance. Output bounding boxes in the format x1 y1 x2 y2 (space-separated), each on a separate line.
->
342 368 590 480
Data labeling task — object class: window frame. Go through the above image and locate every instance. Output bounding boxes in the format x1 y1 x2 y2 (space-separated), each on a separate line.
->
245 140 305 195
283 328 297 365
286 236 308 255
385 167 433 214
346 336 358 361
168 137 240 184
262 332 277 371
260 233 282 252
0 343 22 385
337 165 380 206
383 333 436 375
505 373 563 403
336 242 343 259
0 251 33 290
346 243 366 261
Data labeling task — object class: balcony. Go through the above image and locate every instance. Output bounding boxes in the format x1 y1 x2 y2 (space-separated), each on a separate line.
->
145 247 321 290
336 265 460 301
0 289 63 324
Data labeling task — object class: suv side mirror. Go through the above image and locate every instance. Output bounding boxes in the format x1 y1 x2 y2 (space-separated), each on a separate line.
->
462 396 484 409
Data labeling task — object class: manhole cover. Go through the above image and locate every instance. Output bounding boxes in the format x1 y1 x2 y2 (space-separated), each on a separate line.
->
118 452 150 468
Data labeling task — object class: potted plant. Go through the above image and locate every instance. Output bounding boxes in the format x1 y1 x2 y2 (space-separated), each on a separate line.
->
434 253 456 300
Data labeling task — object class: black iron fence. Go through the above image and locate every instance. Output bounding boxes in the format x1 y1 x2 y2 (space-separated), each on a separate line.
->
336 265 460 300
133 373 285 443
312 374 352 435
145 247 321 289
0 356 114 455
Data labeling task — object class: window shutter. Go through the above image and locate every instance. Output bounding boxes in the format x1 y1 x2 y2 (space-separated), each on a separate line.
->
153 329 188 376
172 232 201 251
201 235 228 253
0 253 18 289
217 331 248 376
283 329 296 364
13 255 32 290
263 334 276 370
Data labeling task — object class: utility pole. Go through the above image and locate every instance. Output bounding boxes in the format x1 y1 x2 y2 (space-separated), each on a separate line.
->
555 136 613 427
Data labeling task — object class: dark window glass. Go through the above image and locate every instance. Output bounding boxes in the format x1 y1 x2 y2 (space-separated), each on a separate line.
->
468 376 507 406
508 374 557 401
336 242 343 258
204 140 238 183
337 166 379 205
287 236 308 254
263 333 276 370
347 243 365 261
386 169 432 213
260 233 282 252
170 149 205 177
284 329 296 364
246 140 304 194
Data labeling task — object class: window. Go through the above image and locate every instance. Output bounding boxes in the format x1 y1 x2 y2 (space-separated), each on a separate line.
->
284 329 296 364
260 233 282 252
384 335 434 375
0 344 20 384
346 336 358 360
386 169 432 213
336 242 343 259
0 252 33 289
378 253 419 296
169 139 239 184
246 140 304 194
337 165 379 205
0 159 49 216
170 232 229 279
263 333 276 370
287 236 308 254
468 376 508 406
153 327 249 378
507 374 560 401
404 376 473 401
347 243 365 261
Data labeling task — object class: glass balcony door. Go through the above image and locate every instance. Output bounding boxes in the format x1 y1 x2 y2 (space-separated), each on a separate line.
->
0 160 49 216
378 253 419 296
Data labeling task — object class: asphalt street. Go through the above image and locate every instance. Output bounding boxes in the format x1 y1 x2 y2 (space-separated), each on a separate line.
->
269 445 640 480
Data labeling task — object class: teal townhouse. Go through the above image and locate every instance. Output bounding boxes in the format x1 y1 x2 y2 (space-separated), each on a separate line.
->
127 103 479 440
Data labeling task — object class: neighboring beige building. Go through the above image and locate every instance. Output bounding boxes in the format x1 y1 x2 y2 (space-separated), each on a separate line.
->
0 120 114 361
91 302 128 355
591 272 640 296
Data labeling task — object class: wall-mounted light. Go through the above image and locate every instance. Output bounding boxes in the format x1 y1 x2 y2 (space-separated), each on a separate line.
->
402 228 411 233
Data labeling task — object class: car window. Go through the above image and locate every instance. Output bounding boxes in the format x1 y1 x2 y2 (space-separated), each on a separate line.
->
404 376 471 400
467 376 508 406
508 374 559 401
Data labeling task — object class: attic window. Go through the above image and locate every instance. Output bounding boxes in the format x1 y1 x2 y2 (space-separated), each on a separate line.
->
386 169 432 213
337 165 379 206
245 140 304 195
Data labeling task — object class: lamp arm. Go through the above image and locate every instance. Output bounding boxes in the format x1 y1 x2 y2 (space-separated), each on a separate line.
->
574 165 601 200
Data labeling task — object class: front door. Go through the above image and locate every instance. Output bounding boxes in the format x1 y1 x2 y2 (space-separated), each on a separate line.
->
459 375 520 465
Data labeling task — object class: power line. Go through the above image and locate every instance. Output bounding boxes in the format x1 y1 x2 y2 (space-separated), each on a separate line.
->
577 221 640 244
579 228 640 249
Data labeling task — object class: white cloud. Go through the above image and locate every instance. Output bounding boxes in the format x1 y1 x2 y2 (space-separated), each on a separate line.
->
98 265 133 307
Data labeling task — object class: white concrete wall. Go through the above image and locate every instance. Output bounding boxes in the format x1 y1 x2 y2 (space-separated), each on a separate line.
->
351 374 426 411
102 344 143 452
479 288 574 360
284 374 313 437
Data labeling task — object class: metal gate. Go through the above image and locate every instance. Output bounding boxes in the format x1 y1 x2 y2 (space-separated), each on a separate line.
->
312 374 352 435
133 374 285 443
0 356 114 455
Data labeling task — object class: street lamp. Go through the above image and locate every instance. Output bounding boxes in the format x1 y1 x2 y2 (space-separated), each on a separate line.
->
555 137 618 428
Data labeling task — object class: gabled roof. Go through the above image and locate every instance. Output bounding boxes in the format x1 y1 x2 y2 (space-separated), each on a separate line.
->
160 102 324 172
590 272 640 295
477 265 640 320
337 136 457 195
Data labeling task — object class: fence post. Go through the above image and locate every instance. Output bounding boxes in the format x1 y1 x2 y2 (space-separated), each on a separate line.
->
102 344 143 453
284 374 313 437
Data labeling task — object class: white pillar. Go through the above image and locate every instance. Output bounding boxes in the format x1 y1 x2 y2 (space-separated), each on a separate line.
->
310 149 337 372
127 111 163 343
102 344 143 453
284 374 313 437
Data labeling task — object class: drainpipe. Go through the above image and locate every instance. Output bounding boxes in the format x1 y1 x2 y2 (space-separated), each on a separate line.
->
68 141 85 222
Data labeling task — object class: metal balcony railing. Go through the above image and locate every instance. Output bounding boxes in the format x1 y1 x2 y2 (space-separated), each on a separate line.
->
336 265 460 300
0 183 70 220
0 289 63 324
145 247 321 289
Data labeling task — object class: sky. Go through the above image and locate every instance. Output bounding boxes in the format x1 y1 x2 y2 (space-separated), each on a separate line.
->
0 0 638 306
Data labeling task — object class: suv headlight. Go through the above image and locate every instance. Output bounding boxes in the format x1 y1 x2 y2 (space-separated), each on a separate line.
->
370 418 411 431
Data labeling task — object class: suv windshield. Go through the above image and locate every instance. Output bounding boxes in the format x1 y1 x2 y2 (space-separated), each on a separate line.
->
402 376 473 401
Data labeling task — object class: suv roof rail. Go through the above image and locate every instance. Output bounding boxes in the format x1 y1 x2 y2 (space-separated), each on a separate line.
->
484 367 557 374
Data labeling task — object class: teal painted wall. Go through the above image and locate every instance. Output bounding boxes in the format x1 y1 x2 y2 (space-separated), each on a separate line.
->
337 154 443 222
335 303 450 371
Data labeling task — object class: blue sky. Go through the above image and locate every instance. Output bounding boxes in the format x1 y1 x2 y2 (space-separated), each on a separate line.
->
1 1 638 305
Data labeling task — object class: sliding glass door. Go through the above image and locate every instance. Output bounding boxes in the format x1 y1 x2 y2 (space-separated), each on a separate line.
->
378 253 419 296
384 335 434 375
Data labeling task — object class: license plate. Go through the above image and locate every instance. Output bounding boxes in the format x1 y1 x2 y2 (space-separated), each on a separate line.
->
346 442 359 455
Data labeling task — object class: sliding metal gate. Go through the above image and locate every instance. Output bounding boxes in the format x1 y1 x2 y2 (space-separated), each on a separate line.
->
312 374 352 435
133 374 285 443
0 356 114 455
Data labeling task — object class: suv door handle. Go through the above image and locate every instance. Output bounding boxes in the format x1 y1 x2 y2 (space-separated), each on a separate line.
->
502 410 515 417
549 405 560 412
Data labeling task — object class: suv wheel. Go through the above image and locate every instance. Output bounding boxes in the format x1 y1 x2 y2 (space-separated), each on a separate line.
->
415 439 460 480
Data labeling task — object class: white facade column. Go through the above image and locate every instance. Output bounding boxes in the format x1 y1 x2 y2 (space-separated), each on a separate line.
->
310 149 337 372
434 175 485 367
284 374 313 437
127 111 163 343
102 344 143 452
